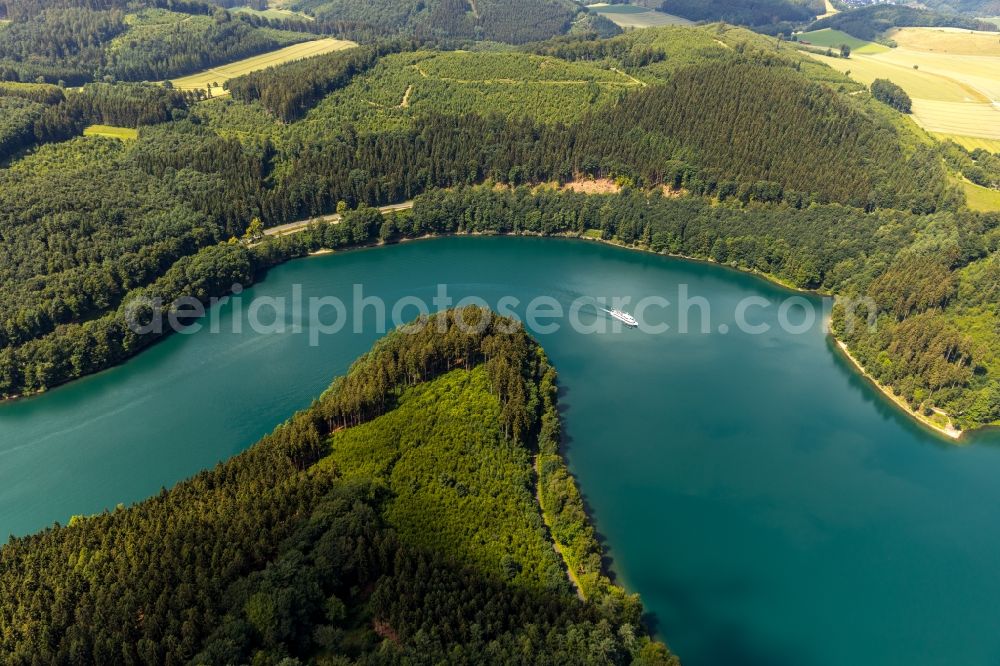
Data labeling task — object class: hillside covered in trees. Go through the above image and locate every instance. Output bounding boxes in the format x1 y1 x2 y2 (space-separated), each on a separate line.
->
3 23 998 433
916 0 1000 17
659 0 823 31
0 18 997 400
282 0 582 43
0 0 321 85
0 309 676 665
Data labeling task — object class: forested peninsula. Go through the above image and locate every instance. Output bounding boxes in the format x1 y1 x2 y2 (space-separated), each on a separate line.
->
0 309 677 665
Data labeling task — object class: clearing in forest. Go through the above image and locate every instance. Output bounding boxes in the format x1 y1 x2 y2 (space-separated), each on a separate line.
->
232 5 314 21
83 125 139 140
963 179 1000 211
590 3 692 29
167 37 356 96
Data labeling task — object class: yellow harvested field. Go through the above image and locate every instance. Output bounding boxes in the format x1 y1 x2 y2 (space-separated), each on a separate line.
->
886 27 1000 57
910 99 1000 139
167 38 356 96
873 48 1000 100
810 51 987 101
807 39 1000 144
818 0 837 18
932 133 1000 153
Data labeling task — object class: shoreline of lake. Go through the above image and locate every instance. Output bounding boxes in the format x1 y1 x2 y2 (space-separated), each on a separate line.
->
2 229 976 440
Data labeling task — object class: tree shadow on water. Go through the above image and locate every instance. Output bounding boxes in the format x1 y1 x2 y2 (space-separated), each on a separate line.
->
643 574 812 666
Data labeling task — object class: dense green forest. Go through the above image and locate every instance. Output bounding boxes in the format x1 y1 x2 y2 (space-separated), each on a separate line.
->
941 140 1000 190
870 78 911 114
226 40 413 122
806 5 996 41
0 95 45 158
2 177 995 428
0 310 676 665
283 0 581 43
0 1 318 84
914 0 1000 17
659 0 823 31
101 8 312 81
0 80 186 160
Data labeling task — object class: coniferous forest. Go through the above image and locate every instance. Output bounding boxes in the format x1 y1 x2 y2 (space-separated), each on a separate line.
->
2 6 1000 664
0 310 677 665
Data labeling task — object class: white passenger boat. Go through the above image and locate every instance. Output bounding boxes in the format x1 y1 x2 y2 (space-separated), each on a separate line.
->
603 307 638 327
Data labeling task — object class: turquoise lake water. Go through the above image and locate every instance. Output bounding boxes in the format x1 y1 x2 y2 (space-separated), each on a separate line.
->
2 236 999 665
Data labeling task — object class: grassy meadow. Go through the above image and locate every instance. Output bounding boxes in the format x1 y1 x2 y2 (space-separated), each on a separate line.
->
796 28 888 54
167 37 356 96
83 125 139 140
962 179 1000 211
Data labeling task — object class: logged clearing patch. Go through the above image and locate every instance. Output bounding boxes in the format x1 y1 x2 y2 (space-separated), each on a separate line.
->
563 178 620 194
591 4 692 28
167 38 356 96
233 5 313 21
83 125 139 140
296 50 643 133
